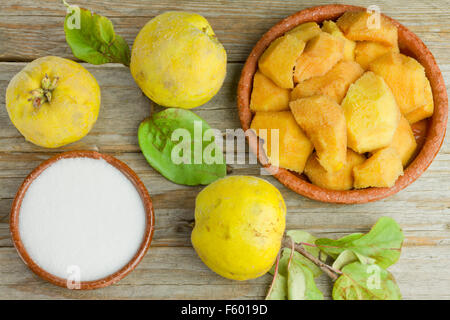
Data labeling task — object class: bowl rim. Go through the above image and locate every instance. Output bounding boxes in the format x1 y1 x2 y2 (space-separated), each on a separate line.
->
9 150 155 290
237 4 448 204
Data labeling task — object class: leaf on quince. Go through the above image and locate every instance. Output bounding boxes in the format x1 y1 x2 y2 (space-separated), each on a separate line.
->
332 262 402 300
288 262 323 300
316 217 404 268
63 1 131 66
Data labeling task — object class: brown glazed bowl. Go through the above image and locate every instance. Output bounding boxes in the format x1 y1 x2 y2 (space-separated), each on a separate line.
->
237 4 448 204
10 151 155 289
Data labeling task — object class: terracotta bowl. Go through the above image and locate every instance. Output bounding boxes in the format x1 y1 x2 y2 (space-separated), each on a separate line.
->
237 4 448 204
10 151 155 290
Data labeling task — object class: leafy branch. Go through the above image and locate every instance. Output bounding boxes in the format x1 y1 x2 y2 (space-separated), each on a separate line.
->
267 217 404 300
281 238 341 281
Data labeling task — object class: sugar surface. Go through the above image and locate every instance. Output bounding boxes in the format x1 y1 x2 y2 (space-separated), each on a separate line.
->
19 158 146 281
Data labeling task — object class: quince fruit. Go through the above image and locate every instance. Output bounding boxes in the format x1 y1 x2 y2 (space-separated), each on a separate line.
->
130 12 227 109
5 56 101 148
191 176 286 280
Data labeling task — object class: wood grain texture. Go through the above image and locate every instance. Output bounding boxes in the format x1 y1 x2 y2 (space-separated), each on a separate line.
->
1 0 450 64
0 0 449 299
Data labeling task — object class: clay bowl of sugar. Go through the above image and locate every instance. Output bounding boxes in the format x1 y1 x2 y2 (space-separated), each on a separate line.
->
237 4 448 204
10 151 154 290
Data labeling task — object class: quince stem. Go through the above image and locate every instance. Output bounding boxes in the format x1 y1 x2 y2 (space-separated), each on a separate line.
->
265 251 281 299
28 74 59 109
282 237 341 281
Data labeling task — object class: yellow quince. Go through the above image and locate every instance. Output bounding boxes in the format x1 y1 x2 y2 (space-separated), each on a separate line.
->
192 176 286 280
5 56 101 148
130 11 227 109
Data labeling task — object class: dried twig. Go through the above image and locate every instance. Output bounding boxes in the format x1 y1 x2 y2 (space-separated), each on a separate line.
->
265 251 281 299
287 237 294 270
282 237 341 281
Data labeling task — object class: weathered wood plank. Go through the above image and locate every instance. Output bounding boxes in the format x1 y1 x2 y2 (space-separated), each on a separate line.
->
1 0 450 63
0 62 243 153
1 0 450 300
0 59 448 298
0 62 449 153
0 151 449 249
0 245 448 299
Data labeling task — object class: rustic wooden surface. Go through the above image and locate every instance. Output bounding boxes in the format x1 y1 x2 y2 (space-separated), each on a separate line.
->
0 0 449 299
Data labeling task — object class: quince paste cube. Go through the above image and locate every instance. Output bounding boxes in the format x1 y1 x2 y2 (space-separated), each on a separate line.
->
388 116 417 167
342 71 400 153
336 11 398 47
404 77 434 124
322 20 356 61
368 52 432 118
305 149 366 190
250 111 313 173
290 95 347 173
287 22 322 42
355 41 399 69
293 32 344 83
250 71 290 112
353 147 403 188
291 60 363 104
259 34 306 89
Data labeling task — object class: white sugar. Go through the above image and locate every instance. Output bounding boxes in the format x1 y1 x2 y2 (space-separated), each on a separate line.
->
19 157 147 282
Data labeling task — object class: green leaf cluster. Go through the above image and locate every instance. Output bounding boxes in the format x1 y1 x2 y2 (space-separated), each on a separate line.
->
316 217 404 268
267 217 404 300
63 1 131 66
332 262 402 300
267 231 325 300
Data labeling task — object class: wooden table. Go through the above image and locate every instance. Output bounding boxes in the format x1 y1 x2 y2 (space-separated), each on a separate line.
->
0 0 449 300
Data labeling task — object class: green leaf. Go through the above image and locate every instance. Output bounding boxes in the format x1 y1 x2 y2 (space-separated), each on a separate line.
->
332 262 402 300
286 230 327 260
63 1 130 66
138 108 226 186
316 233 364 259
354 252 376 265
266 273 287 300
332 250 376 270
288 262 323 300
332 250 358 270
316 217 404 268
270 248 322 278
284 230 327 276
